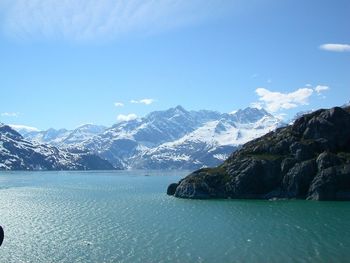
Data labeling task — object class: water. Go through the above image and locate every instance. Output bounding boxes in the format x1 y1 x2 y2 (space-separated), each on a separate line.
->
0 171 349 263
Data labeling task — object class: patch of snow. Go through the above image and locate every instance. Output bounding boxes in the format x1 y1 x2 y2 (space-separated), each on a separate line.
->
9 124 40 132
213 154 229 161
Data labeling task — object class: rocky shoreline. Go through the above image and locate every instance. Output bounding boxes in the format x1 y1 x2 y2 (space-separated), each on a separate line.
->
167 106 350 201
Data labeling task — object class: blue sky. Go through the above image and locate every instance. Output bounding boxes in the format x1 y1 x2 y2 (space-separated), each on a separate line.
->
0 0 349 130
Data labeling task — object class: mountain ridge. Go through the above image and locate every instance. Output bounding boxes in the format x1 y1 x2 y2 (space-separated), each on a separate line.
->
9 106 283 170
0 123 115 170
77 106 283 169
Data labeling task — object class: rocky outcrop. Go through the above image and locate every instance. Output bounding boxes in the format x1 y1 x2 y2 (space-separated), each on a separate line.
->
167 183 179 195
168 107 350 201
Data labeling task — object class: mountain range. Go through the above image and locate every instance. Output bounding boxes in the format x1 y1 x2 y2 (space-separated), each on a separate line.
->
0 123 113 170
3 106 283 170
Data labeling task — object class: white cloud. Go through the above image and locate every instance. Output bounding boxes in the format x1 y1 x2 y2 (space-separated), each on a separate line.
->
9 124 40 132
0 0 232 42
117 113 137 122
254 87 314 112
314 85 329 94
114 102 124 107
320 44 350 52
1 112 19 117
130 98 154 105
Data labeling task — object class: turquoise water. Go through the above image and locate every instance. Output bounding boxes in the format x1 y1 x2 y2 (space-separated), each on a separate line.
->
0 171 350 263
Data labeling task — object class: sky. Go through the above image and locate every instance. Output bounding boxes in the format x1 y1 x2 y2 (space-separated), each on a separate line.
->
0 0 349 130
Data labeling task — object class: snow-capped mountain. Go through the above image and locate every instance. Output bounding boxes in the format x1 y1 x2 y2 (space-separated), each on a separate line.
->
10 106 283 170
77 106 283 169
129 109 282 169
20 124 106 147
0 123 114 170
8 124 40 136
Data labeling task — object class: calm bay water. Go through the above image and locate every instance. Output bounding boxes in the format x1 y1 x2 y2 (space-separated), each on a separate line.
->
0 171 349 263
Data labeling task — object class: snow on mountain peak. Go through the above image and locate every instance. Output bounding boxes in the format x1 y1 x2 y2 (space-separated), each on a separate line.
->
9 124 41 135
231 107 271 122
12 105 283 170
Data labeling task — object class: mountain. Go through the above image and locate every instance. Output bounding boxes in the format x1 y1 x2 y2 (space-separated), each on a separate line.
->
21 124 106 147
131 110 281 169
12 106 283 170
76 106 282 169
0 123 114 170
74 105 223 168
168 106 350 201
8 124 40 136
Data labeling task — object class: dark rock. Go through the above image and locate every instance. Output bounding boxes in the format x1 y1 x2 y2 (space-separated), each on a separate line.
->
307 165 350 200
280 158 296 174
226 159 282 198
175 180 212 199
307 167 338 200
316 151 342 170
168 106 350 201
282 160 317 198
167 183 179 195
294 107 350 151
289 142 314 161
174 168 227 199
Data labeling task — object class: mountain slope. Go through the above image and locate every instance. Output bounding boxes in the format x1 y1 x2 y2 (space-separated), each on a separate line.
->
0 124 114 170
21 124 106 147
12 106 283 170
79 106 282 169
168 106 350 201
131 113 281 169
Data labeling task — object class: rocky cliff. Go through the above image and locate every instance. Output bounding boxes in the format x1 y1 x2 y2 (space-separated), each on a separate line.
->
168 106 350 201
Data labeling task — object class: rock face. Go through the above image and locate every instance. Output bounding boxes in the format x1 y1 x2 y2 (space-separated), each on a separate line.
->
168 107 350 201
0 124 115 170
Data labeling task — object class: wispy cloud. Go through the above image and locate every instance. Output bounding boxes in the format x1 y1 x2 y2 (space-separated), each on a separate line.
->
320 43 350 52
1 112 19 117
117 113 137 122
314 85 329 94
114 102 124 107
130 98 154 105
0 0 232 42
253 87 314 112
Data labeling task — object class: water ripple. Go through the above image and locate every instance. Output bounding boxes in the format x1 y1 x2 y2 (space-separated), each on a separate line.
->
0 171 350 263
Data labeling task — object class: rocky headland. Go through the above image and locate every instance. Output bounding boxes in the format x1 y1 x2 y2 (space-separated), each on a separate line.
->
168 106 350 201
